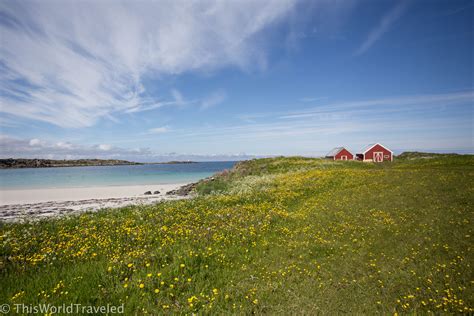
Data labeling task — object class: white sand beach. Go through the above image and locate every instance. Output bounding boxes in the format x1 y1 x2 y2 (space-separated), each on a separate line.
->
0 183 188 205
0 183 191 222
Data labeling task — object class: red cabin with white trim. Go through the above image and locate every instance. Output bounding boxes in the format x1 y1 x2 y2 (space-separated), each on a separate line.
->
356 143 393 162
325 147 354 161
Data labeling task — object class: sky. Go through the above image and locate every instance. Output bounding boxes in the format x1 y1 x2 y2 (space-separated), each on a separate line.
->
0 0 473 161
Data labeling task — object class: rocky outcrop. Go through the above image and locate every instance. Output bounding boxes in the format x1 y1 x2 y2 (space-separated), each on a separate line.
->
165 176 217 196
166 182 198 196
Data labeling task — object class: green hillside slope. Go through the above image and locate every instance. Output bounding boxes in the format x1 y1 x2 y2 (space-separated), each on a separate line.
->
1 154 472 314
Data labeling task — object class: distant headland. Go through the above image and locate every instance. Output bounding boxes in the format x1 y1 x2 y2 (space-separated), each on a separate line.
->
153 161 197 165
0 158 141 169
0 158 198 169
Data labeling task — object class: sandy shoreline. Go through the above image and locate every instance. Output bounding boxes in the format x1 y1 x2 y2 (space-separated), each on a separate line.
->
0 183 191 222
0 183 188 205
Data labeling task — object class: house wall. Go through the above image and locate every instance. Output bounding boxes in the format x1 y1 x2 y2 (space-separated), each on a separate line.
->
364 144 392 162
334 148 354 160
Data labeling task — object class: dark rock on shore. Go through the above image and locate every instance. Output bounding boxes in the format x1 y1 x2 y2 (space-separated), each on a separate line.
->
153 190 160 194
166 174 220 196
166 182 197 196
144 191 152 195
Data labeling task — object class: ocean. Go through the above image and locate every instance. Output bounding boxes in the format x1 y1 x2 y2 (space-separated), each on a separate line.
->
0 161 237 190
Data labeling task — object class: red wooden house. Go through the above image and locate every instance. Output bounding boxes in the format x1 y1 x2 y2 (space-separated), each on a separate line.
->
356 143 393 162
325 147 354 161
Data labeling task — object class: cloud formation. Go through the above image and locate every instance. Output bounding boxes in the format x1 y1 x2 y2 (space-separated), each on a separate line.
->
201 90 227 110
0 0 296 128
148 126 169 134
0 135 152 159
176 90 472 153
0 135 262 161
354 1 408 56
299 96 328 103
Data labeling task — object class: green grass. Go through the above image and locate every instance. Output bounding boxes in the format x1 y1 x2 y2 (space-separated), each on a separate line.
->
1 154 473 314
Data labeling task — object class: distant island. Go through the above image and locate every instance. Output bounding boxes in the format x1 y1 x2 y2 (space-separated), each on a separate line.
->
0 158 199 169
0 158 141 169
152 161 198 164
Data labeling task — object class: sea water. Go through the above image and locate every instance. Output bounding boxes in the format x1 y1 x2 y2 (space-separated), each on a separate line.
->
0 161 236 190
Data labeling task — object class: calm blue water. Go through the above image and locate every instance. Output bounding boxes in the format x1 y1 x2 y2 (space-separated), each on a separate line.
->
0 161 237 190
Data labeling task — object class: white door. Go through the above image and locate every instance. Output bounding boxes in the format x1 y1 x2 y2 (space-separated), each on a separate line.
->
341 155 347 160
374 152 383 162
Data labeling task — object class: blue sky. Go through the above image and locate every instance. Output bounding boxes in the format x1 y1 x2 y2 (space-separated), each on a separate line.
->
0 0 473 161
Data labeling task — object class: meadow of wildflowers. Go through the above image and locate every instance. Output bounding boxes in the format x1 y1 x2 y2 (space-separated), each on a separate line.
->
1 154 472 314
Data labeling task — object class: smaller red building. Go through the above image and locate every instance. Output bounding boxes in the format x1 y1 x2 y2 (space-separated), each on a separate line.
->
356 143 393 162
325 147 354 161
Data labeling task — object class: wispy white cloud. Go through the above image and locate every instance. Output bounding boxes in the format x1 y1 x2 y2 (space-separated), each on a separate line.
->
148 126 169 134
235 91 474 122
201 90 227 110
439 2 474 16
0 135 152 159
0 135 260 161
157 90 473 153
171 89 186 107
354 1 409 56
280 91 474 119
299 96 328 102
100 90 472 154
1 91 472 158
124 90 185 113
98 144 113 151
108 91 471 145
0 0 297 128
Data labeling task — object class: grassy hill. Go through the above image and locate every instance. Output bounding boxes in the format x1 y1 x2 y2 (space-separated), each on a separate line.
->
1 154 473 314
